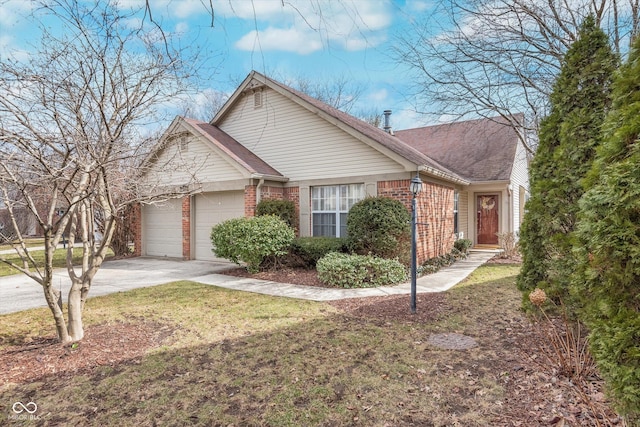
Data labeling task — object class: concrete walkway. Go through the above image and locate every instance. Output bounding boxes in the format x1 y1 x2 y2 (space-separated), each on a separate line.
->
0 251 496 314
194 251 496 301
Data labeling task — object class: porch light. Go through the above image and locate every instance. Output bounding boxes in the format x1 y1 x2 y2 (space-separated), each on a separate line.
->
410 173 423 314
410 175 423 196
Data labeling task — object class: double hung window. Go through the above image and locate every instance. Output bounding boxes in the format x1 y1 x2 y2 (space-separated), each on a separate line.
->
312 184 364 237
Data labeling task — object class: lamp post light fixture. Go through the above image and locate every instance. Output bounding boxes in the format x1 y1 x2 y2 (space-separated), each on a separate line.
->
410 173 423 314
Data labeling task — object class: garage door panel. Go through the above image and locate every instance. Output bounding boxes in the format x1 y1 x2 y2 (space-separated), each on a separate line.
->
142 200 182 258
195 191 244 261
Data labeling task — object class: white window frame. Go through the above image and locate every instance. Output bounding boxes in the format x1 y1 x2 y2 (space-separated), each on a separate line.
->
311 183 364 237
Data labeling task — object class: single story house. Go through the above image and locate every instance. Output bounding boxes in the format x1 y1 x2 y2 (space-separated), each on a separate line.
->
135 71 529 264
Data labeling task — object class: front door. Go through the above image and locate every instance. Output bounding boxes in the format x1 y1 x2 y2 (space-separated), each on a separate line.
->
477 194 499 245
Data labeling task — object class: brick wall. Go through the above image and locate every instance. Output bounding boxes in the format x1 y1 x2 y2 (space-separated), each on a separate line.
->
378 179 455 264
260 185 284 200
417 182 456 261
132 203 142 256
181 196 191 260
257 185 301 236
244 185 257 217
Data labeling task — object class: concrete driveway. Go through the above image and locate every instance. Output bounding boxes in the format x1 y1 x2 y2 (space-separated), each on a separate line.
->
0 257 236 315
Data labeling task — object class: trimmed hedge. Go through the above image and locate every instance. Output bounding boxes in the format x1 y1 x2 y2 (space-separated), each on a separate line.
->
210 215 294 273
289 236 348 268
256 199 297 229
346 196 410 264
316 252 407 288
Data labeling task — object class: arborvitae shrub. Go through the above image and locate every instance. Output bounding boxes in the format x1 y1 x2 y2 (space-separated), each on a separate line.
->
517 16 616 306
572 34 640 423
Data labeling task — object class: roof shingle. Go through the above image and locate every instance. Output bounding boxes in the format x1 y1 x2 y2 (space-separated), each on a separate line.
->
184 117 283 178
395 116 521 182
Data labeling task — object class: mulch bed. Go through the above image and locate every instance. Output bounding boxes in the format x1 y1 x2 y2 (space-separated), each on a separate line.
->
0 321 173 388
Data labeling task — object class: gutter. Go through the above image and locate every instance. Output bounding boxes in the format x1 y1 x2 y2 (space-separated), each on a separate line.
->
419 165 470 186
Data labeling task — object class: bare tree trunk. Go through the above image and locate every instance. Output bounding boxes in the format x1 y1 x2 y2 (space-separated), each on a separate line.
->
67 282 84 342
42 230 72 343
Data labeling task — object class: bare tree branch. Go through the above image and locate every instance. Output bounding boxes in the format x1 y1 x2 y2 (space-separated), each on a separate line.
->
394 0 639 153
0 0 202 343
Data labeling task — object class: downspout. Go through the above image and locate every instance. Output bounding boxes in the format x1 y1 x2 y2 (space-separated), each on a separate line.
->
256 178 265 207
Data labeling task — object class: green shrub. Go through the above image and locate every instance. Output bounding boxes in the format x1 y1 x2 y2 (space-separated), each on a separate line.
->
316 252 407 288
453 238 473 253
210 215 294 273
256 199 297 229
571 35 640 422
289 236 348 268
346 196 410 263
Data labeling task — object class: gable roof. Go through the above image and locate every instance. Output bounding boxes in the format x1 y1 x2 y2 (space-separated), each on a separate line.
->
213 71 469 185
394 116 522 182
182 118 284 179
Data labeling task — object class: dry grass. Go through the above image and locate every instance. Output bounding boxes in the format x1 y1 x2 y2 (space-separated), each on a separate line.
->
0 263 619 426
0 247 113 277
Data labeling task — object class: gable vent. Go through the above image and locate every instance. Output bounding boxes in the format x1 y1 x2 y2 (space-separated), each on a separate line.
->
179 136 188 152
254 91 263 108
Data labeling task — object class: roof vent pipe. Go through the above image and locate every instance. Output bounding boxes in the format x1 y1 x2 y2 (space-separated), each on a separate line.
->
383 110 392 133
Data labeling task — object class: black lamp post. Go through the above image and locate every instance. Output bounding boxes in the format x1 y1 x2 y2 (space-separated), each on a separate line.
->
410 173 423 314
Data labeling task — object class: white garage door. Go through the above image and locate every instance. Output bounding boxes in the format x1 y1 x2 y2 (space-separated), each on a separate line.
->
195 191 244 261
142 199 182 258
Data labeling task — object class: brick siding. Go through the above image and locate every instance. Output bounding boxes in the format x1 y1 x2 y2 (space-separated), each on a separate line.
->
132 203 142 256
182 196 191 260
244 185 257 217
378 179 455 264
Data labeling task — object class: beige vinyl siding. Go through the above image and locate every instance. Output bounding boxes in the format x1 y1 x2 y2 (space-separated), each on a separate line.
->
219 87 406 181
458 191 469 240
147 133 245 188
509 138 529 234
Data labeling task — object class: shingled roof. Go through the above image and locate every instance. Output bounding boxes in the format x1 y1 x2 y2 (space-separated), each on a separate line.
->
183 117 284 178
394 116 522 182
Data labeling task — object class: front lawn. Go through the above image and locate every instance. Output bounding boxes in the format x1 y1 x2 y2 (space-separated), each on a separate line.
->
0 263 620 426
0 247 112 277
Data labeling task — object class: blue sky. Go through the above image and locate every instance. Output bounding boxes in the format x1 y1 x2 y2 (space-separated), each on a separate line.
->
0 0 435 130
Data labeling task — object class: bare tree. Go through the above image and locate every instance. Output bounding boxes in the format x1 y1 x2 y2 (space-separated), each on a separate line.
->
0 0 200 343
292 73 365 113
177 89 229 122
261 72 365 113
353 108 383 127
393 0 639 153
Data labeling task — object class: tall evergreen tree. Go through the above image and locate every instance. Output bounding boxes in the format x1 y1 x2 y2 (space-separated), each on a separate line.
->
573 35 640 423
517 16 618 303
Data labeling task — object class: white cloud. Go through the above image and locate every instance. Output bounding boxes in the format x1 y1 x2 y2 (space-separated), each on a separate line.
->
405 1 432 13
230 0 392 54
368 88 388 103
0 0 34 27
235 27 323 55
175 21 189 34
